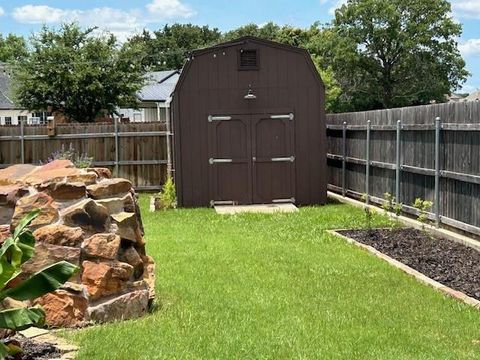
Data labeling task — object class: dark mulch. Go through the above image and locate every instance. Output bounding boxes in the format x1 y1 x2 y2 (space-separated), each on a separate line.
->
339 228 480 301
4 338 61 360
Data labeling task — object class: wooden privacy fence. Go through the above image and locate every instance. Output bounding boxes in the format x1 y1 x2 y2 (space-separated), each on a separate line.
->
326 101 480 236
0 120 168 190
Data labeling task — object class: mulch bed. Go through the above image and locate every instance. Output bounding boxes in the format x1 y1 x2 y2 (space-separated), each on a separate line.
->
338 228 480 301
4 338 61 360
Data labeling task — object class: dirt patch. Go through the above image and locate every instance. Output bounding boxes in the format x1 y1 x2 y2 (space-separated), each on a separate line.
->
339 228 480 300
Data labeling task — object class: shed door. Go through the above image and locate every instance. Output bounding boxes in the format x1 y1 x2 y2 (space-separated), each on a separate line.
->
252 114 295 204
208 113 295 205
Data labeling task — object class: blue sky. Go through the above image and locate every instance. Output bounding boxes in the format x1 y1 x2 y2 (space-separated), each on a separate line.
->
0 0 479 92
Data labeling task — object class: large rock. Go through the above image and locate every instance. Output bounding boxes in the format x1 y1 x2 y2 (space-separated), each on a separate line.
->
81 261 133 300
87 289 149 323
34 286 88 328
0 161 154 328
87 179 132 199
82 233 121 260
33 224 84 247
61 199 109 233
11 193 59 230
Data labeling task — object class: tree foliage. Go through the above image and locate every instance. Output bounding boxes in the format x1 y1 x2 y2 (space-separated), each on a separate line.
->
322 0 469 111
0 34 28 63
13 23 146 123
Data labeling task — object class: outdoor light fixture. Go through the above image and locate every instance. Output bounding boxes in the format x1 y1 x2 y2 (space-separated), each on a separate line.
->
244 84 257 100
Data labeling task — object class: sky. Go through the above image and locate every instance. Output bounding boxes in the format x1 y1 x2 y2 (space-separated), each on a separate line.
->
0 0 479 93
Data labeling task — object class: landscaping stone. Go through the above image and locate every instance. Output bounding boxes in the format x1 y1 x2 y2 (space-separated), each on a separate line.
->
34 288 88 327
86 178 132 199
0 161 154 328
33 224 84 247
11 193 59 229
87 289 149 323
82 233 121 260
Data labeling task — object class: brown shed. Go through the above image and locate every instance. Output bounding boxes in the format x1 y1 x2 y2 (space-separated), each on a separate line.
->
172 36 326 207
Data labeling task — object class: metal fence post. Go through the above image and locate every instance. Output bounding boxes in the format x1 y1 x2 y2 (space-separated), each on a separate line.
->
395 120 401 203
366 120 371 205
435 117 441 227
114 118 119 177
20 117 25 164
342 121 347 196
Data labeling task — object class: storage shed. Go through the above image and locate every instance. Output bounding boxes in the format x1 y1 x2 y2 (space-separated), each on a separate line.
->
172 36 326 207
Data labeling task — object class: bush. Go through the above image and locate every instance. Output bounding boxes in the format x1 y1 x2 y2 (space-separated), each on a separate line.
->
44 143 93 168
159 176 177 210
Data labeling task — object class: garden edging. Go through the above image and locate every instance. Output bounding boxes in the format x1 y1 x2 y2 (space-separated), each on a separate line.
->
327 229 480 309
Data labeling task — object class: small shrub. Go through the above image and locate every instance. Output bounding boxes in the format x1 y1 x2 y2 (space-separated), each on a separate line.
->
413 198 433 232
44 143 93 169
159 176 177 210
381 192 395 213
361 193 373 233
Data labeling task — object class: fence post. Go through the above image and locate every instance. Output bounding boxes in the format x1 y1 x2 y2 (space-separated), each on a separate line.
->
114 118 119 177
366 120 371 205
434 116 441 227
395 119 401 203
342 121 347 197
20 117 25 164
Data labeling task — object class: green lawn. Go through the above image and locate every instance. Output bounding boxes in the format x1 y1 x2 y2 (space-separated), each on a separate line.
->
64 196 480 359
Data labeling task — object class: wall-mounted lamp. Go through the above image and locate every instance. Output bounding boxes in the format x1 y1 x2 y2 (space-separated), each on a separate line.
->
244 84 257 100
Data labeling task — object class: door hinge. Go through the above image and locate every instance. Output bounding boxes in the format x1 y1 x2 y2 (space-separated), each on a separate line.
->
270 113 294 120
271 156 295 162
209 158 233 164
208 115 232 122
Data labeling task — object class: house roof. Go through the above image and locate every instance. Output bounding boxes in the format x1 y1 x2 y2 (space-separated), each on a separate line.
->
137 70 180 102
0 66 16 110
464 91 480 102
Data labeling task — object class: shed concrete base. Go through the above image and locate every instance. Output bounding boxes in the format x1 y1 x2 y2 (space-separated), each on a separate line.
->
214 203 298 215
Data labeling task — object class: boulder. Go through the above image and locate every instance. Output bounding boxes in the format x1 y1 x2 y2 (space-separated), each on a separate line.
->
81 260 133 300
0 164 37 185
82 233 121 260
0 225 10 242
37 181 86 201
120 246 144 278
11 193 59 230
86 179 132 199
87 168 112 180
111 212 139 242
33 224 84 247
87 289 149 323
21 243 81 279
34 287 88 328
61 199 109 233
142 255 156 300
0 185 28 206
95 197 126 214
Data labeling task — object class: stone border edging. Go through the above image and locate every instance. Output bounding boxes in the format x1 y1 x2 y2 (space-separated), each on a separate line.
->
328 191 480 253
327 229 480 309
18 327 78 360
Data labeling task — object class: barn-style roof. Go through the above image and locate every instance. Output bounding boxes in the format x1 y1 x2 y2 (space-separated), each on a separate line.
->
138 70 180 102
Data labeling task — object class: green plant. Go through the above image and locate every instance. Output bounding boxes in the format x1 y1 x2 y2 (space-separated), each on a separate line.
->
0 210 78 358
381 192 394 213
361 193 373 233
413 198 433 232
159 176 177 210
45 143 93 168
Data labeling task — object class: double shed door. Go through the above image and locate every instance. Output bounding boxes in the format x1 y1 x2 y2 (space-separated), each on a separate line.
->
208 112 295 205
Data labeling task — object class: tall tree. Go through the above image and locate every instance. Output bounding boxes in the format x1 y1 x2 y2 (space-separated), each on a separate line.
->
129 24 222 71
0 34 28 63
13 23 145 123
322 0 469 111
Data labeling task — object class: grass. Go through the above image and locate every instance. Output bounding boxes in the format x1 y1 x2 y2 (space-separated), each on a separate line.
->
63 197 480 359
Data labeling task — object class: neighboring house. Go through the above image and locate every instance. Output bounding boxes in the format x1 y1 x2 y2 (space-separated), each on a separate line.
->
117 70 180 122
463 91 480 102
0 66 47 126
446 93 465 103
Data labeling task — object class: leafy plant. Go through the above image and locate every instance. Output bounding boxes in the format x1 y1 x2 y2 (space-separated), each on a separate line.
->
361 193 373 233
381 192 394 213
413 198 433 232
158 176 177 210
0 210 78 358
44 143 93 169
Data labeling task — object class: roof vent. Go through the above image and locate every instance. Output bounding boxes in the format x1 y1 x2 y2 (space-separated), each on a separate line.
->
239 49 258 70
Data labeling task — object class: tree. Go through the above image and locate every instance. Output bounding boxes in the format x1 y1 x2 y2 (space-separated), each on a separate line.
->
0 34 28 63
13 23 146 123
222 22 281 41
322 0 469 111
129 24 222 71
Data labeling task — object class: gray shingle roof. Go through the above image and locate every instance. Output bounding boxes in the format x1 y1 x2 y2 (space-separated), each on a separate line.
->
138 70 180 102
0 69 16 110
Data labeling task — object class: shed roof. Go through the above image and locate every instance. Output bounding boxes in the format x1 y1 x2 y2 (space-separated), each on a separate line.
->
137 70 180 102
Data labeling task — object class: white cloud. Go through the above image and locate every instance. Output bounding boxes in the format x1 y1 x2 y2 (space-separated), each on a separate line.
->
459 38 480 57
320 0 347 15
451 0 480 19
147 0 195 18
12 1 195 41
0 7 4 17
